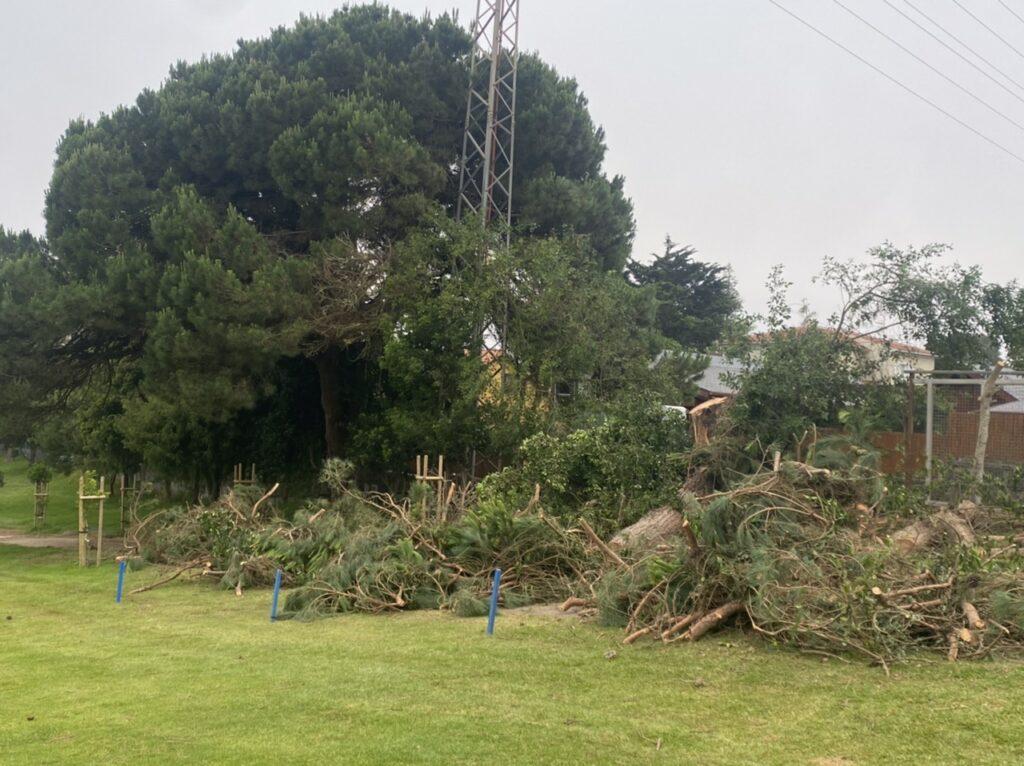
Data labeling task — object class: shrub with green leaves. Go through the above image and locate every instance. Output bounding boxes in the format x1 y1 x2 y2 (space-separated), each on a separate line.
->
26 463 52 485
479 396 691 532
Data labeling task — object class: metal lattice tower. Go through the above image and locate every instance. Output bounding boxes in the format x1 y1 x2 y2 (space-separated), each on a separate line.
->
457 0 520 384
457 0 520 237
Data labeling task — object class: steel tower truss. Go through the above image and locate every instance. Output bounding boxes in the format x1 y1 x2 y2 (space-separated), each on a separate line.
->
457 0 520 236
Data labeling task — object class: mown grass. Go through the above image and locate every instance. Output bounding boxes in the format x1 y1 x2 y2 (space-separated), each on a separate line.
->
0 458 93 534
0 458 165 535
2 545 1023 765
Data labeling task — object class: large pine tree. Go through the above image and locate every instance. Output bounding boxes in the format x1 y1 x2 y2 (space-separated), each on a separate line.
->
18 6 638 479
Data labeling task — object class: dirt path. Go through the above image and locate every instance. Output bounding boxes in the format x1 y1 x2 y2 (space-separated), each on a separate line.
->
0 528 124 551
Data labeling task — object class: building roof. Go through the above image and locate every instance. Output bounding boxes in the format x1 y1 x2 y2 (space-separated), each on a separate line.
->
852 334 932 357
992 384 1024 414
695 354 745 396
748 327 932 357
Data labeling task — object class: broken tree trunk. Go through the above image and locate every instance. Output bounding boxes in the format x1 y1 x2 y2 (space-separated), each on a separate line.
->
890 501 980 554
609 506 684 552
973 361 1006 501
689 397 728 447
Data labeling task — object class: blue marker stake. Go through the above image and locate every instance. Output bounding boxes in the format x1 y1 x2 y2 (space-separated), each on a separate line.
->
115 559 127 604
486 568 502 636
270 569 283 622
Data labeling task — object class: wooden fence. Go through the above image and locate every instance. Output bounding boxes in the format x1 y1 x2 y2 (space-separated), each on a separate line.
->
872 411 1024 476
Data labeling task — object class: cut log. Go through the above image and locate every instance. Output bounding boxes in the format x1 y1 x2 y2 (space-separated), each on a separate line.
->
661 613 700 641
560 596 590 612
891 507 978 555
609 506 684 552
623 626 653 645
683 602 744 641
962 601 985 630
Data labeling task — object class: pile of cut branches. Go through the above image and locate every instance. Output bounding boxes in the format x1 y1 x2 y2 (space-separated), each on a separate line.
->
129 447 1024 665
128 463 595 619
605 444 1024 667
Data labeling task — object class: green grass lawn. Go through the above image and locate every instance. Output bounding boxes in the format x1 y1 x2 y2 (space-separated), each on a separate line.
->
2 545 1023 765
0 458 135 535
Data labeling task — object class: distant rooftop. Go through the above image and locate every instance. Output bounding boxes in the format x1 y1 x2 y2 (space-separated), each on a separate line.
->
748 327 932 357
992 384 1024 414
696 354 745 397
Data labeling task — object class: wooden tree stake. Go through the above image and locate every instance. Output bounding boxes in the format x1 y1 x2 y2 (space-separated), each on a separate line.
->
96 476 105 565
77 475 87 567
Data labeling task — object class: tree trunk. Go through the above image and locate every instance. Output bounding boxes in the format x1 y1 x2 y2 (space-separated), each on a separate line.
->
609 506 685 552
973 361 1005 500
315 348 344 457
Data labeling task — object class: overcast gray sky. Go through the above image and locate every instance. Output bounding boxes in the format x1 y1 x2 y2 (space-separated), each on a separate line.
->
1 0 1022 317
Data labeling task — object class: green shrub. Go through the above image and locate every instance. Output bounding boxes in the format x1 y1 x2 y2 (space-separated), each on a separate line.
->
26 463 52 485
479 395 691 532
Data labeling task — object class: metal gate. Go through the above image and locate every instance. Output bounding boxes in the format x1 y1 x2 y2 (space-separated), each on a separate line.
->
920 370 1024 491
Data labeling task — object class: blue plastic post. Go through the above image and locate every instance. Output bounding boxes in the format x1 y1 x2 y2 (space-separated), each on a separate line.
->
486 568 502 635
115 559 127 604
270 569 283 622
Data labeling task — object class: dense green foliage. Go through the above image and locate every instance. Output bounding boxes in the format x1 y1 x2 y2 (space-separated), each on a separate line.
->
729 324 876 448
627 237 741 350
479 396 692 532
0 6 718 491
818 243 1011 370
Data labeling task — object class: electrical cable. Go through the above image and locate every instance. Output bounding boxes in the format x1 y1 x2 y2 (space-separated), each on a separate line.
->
903 0 1024 94
951 0 1024 62
998 0 1024 28
767 0 1024 165
834 0 1024 134
882 0 1024 107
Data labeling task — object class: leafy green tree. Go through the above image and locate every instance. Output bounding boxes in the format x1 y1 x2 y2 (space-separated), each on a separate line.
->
29 5 636 476
985 282 1024 369
818 243 998 369
626 237 741 350
730 270 877 448
0 229 55 450
732 324 877 448
349 218 696 475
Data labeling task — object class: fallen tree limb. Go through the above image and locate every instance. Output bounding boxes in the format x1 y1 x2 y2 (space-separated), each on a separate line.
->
130 559 205 594
560 596 590 612
683 602 744 641
623 626 654 645
871 578 954 601
251 483 280 519
661 613 700 642
578 518 627 568
627 580 666 632
963 601 986 630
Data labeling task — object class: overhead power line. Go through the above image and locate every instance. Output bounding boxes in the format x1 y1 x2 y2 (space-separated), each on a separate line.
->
882 0 1024 108
903 0 1024 95
766 0 1024 166
951 0 1024 62
999 0 1024 29
833 0 1024 135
